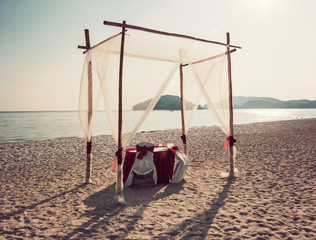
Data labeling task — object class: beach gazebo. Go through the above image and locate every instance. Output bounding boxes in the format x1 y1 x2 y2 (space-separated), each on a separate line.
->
78 21 241 201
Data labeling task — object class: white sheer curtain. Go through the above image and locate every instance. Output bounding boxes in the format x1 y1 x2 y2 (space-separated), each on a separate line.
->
78 35 121 142
79 30 231 147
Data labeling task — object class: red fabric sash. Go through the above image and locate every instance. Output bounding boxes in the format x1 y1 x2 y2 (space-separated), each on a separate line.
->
111 148 123 172
136 145 155 159
168 145 180 154
111 157 117 172
224 136 236 150
181 134 187 144
115 148 123 164
87 141 92 154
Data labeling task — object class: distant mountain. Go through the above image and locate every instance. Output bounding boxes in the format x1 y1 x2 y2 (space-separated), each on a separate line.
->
132 95 207 111
233 96 316 109
133 95 316 110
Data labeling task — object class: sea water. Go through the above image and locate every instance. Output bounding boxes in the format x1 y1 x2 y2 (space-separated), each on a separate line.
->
0 109 315 143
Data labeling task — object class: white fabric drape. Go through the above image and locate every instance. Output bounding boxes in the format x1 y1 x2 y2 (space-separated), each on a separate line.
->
181 51 230 136
78 35 121 142
79 30 231 146
171 149 192 184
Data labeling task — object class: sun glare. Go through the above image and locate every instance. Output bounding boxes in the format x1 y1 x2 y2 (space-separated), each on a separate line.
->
247 0 276 13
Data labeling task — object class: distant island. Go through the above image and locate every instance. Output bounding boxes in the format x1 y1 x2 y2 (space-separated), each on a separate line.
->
132 95 316 110
132 95 207 111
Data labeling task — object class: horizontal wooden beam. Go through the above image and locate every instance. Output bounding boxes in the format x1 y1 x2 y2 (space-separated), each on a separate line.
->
103 20 241 49
182 49 237 67
80 31 123 54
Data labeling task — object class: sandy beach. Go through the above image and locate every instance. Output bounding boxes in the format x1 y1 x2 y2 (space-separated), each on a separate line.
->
0 119 315 239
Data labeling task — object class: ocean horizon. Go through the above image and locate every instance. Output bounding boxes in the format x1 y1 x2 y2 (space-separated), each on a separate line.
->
1 109 316 143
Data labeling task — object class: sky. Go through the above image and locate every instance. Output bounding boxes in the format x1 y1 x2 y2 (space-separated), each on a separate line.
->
0 0 315 111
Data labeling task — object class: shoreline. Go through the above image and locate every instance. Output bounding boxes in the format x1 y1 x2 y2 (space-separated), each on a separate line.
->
0 119 315 239
1 117 315 144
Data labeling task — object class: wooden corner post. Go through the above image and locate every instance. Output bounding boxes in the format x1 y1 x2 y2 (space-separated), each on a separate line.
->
179 63 187 155
118 21 126 162
86 29 93 184
226 32 235 178
78 29 93 184
115 21 126 198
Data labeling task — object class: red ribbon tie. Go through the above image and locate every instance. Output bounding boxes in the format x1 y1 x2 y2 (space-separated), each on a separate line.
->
224 136 236 150
168 145 180 154
87 141 92 154
181 135 187 144
136 145 155 159
115 148 123 165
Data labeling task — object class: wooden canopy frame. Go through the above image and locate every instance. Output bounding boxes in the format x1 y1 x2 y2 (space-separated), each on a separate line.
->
78 20 241 185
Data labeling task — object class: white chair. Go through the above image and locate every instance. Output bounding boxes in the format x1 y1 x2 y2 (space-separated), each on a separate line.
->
125 142 158 188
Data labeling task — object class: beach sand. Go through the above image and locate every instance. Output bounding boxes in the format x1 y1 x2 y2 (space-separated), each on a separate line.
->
0 119 315 239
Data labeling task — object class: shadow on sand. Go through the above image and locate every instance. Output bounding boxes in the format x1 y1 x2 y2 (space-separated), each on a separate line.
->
161 177 235 239
61 178 233 239
0 183 87 220
1 177 233 239
61 181 185 240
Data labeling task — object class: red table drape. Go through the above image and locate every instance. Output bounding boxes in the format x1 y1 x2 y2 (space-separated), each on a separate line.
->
123 146 175 184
